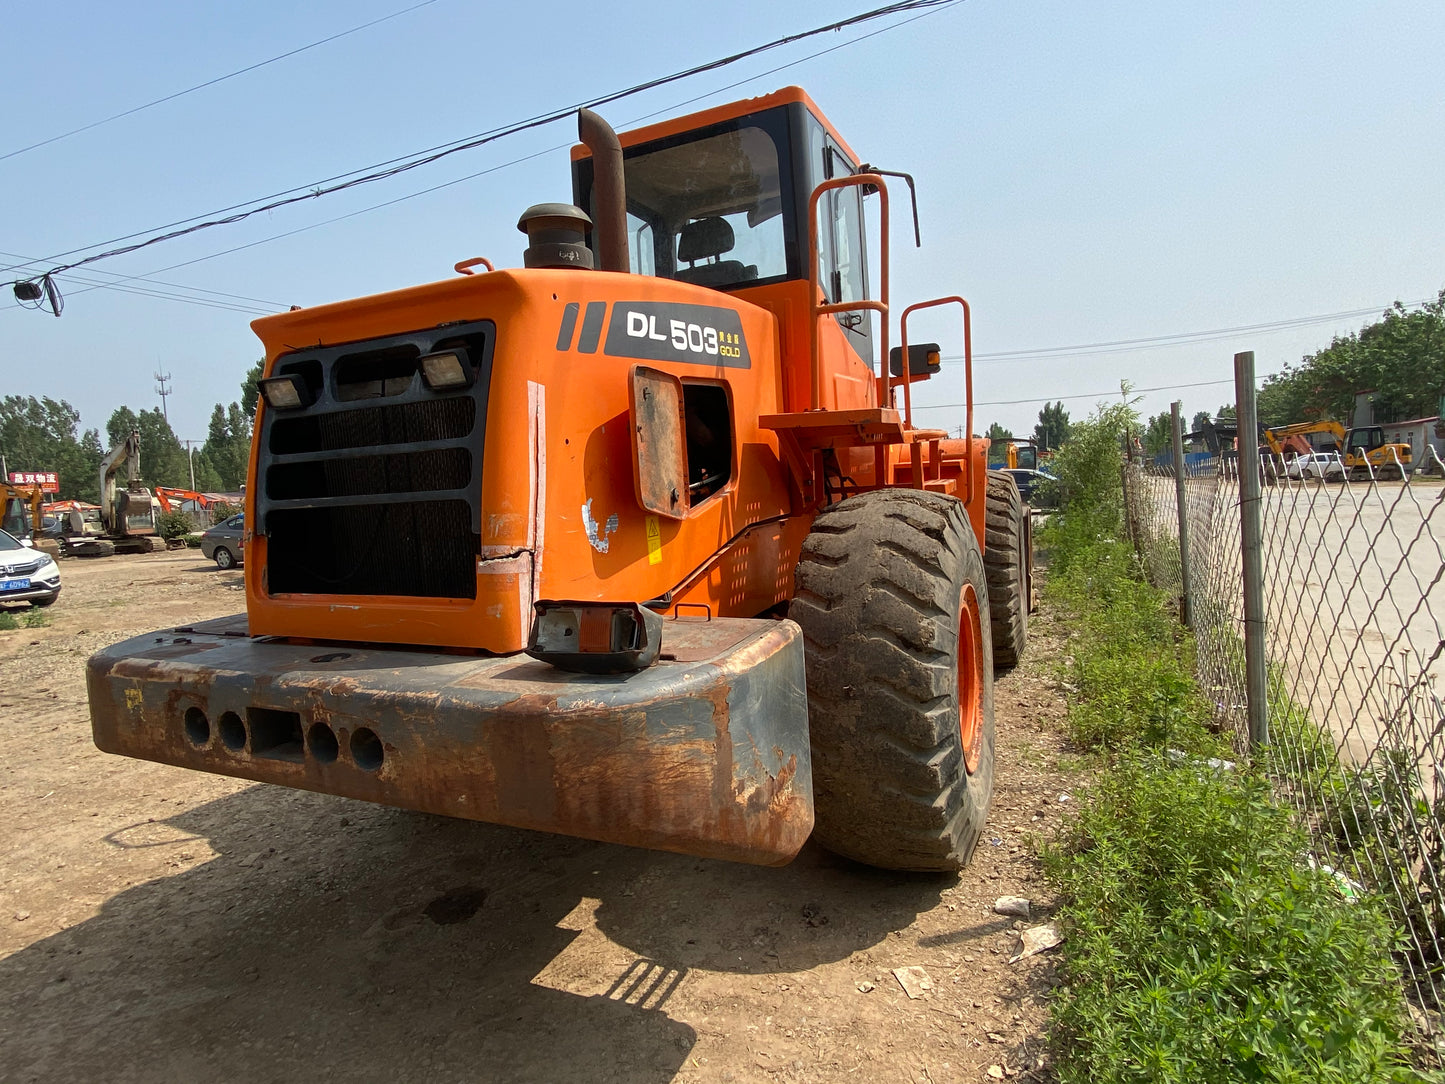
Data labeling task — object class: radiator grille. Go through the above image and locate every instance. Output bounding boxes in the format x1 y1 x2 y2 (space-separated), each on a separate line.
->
256 322 493 600
266 448 471 501
269 397 475 456
266 500 475 598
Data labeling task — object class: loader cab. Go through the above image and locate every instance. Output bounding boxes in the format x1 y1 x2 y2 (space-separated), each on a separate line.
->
572 87 875 365
1345 425 1385 454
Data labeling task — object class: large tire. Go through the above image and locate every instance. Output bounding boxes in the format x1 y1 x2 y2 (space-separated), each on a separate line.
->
789 488 996 872
983 472 1030 669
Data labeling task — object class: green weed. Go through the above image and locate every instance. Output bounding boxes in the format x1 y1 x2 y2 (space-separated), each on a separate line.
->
1038 402 1427 1081
1042 759 1417 1083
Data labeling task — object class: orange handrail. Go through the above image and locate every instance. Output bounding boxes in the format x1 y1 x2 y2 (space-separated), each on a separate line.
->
805 174 889 411
900 296 974 504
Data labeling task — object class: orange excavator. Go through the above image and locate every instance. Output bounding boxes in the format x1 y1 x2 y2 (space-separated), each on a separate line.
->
87 88 1032 872
154 486 222 514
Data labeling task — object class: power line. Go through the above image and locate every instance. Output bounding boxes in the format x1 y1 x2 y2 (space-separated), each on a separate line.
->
3 0 960 284
917 375 1257 411
39 1 955 309
0 0 446 163
962 301 1429 364
0 250 285 311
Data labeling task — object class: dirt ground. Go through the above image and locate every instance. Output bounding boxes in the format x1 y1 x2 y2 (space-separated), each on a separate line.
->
0 549 1080 1084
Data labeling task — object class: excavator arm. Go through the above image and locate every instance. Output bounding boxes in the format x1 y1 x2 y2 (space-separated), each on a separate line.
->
1262 420 1345 457
98 432 142 535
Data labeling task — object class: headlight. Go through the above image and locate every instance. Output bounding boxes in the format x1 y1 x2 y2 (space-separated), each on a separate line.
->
34 553 56 572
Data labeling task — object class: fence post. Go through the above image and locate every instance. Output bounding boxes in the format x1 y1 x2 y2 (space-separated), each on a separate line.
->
1170 401 1194 629
1234 350 1268 748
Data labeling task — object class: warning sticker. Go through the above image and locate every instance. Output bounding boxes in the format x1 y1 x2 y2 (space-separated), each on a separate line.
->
645 515 663 566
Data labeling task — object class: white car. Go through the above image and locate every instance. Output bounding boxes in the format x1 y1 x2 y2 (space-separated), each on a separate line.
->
1285 452 1343 480
0 527 61 607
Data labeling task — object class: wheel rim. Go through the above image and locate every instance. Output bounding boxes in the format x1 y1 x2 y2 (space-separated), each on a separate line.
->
958 582 984 773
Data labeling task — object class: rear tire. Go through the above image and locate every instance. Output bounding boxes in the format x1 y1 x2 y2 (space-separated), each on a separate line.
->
790 488 995 872
214 547 235 570
983 472 1030 669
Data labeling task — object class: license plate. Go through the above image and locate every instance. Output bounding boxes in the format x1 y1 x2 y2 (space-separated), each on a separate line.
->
0 578 31 591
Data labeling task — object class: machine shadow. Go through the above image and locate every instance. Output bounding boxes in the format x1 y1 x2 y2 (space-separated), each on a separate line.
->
0 785 947 1083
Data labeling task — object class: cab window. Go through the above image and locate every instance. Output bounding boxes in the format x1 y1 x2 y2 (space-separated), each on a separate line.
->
577 112 795 291
808 118 873 363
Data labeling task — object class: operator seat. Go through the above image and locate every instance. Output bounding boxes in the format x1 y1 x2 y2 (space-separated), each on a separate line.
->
674 217 757 288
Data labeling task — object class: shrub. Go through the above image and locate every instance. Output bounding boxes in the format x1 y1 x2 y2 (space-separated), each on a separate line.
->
156 510 193 540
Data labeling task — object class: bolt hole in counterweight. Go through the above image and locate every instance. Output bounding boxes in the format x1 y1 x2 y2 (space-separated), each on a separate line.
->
350 727 384 771
307 721 340 764
183 707 210 747
218 711 246 752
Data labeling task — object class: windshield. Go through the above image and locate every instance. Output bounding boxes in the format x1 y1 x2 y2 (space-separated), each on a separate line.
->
579 115 794 291
0 529 23 552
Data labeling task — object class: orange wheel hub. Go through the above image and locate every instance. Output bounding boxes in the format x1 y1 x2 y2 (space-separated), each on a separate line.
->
958 583 984 774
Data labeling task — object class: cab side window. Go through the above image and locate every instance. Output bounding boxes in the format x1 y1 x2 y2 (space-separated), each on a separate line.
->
808 120 872 364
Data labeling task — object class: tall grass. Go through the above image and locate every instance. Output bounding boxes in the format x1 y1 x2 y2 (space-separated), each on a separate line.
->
1038 403 1425 1083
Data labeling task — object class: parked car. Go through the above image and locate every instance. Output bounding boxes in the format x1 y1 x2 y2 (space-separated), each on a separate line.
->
1285 452 1343 481
0 527 62 607
1001 467 1058 507
200 514 244 569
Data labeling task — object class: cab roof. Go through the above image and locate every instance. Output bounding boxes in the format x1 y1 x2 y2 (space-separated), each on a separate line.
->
569 86 862 168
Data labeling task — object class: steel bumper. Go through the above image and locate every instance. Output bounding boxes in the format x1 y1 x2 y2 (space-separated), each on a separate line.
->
88 614 813 866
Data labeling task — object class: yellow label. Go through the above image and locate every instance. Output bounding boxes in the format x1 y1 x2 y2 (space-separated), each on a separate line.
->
645 515 663 565
124 688 144 714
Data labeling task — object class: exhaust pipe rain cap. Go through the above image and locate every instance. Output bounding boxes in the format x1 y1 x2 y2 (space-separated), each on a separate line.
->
518 203 594 270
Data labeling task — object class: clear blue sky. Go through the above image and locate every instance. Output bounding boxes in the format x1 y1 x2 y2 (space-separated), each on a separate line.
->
3 0 1442 445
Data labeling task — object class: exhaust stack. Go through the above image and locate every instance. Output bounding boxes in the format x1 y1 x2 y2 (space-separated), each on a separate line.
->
577 108 629 274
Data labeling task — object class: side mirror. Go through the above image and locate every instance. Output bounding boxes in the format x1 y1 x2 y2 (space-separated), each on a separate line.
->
888 342 942 378
19 538 34 548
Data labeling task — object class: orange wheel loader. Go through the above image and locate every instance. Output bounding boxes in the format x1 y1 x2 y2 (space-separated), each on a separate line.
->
86 88 1030 871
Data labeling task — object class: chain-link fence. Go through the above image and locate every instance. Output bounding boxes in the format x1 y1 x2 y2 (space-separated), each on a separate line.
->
1123 448 1445 1048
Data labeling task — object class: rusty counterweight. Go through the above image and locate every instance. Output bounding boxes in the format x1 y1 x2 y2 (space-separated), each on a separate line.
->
88 614 813 866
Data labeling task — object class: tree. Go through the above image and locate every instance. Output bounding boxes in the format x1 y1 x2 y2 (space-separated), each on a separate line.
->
0 396 103 501
1142 411 1173 456
200 401 252 491
106 406 189 487
135 408 190 487
985 422 1013 463
1033 401 1071 451
1191 410 1212 433
1216 404 1238 422
240 359 263 420
105 406 140 450
1237 290 1445 426
190 452 224 492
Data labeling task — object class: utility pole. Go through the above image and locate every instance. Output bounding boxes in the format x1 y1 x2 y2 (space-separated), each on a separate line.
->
155 371 173 422
182 440 198 490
